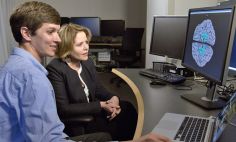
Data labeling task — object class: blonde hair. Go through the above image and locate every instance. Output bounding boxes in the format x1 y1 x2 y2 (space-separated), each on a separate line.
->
56 23 92 59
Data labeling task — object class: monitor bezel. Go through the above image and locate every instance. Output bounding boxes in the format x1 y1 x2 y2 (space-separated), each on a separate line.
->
149 15 188 59
181 5 236 85
70 17 101 36
100 19 125 36
228 29 236 76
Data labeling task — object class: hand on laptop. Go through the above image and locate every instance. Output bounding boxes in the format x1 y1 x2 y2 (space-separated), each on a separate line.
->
132 133 170 142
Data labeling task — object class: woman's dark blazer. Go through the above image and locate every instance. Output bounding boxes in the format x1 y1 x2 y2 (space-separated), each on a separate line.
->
46 58 114 119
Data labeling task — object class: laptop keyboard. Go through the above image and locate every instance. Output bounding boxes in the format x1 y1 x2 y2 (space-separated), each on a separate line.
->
174 117 209 142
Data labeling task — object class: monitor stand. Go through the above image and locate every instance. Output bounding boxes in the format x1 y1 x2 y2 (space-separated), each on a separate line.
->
181 81 226 110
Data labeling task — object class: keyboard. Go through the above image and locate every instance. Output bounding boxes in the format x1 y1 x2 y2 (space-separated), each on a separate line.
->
139 69 186 84
174 116 209 142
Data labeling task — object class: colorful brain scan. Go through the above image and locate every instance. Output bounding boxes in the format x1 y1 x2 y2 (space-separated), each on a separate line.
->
192 19 216 67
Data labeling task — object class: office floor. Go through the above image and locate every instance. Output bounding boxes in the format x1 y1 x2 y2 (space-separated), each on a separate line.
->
97 72 138 110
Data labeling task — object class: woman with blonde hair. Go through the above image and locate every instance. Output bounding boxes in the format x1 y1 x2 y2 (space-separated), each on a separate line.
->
47 23 137 141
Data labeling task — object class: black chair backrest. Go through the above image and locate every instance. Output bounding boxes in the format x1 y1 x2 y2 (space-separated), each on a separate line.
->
122 28 144 52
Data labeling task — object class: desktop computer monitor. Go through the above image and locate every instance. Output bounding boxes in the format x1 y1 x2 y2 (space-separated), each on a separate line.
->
70 17 100 36
60 17 70 26
228 32 236 76
181 5 236 109
149 16 188 59
101 20 125 36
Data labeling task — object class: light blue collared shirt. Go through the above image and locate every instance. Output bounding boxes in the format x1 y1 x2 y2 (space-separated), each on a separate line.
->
0 47 72 142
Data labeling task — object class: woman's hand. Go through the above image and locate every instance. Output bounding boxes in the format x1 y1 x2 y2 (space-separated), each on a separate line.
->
108 96 120 106
100 96 121 120
100 101 120 115
106 96 121 120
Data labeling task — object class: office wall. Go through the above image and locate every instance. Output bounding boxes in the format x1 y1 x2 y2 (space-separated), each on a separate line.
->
17 0 146 65
35 0 146 28
173 0 218 15
145 0 218 68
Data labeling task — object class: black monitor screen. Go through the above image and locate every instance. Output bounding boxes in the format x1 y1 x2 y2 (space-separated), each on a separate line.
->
149 16 188 59
60 17 70 26
182 7 235 84
101 20 125 36
70 17 100 36
229 32 236 74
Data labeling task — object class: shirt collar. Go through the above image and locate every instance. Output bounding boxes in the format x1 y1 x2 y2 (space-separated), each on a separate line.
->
78 63 82 74
11 47 48 75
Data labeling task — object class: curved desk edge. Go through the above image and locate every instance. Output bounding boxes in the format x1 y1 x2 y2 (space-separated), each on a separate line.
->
111 68 144 140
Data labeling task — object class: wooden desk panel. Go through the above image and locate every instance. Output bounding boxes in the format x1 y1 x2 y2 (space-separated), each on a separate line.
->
112 69 144 140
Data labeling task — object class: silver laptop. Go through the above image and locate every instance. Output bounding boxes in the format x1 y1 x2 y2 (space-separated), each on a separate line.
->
152 93 236 142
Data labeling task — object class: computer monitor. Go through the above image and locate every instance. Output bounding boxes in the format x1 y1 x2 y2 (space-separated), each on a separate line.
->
181 5 236 109
149 16 188 59
70 17 100 36
60 17 70 26
228 32 236 76
100 20 125 36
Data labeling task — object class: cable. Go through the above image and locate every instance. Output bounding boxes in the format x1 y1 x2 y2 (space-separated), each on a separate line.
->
217 84 236 100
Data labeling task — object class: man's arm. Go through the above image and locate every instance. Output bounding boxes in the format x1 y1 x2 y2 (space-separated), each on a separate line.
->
14 72 69 141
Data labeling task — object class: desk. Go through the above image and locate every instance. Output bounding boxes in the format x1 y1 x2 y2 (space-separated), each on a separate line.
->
112 68 236 142
90 43 122 48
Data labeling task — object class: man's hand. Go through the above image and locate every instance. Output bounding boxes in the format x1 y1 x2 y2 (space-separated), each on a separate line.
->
132 133 171 142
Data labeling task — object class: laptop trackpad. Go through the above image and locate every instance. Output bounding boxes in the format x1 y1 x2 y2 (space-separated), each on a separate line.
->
157 120 180 130
152 113 184 139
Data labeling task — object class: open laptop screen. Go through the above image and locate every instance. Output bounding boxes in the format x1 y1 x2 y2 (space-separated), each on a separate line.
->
213 93 236 141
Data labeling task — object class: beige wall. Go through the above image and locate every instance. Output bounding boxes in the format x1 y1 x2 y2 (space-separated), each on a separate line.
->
34 0 146 28
173 0 218 15
10 0 147 64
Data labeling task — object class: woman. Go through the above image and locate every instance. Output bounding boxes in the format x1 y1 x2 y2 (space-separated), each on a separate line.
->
46 23 137 141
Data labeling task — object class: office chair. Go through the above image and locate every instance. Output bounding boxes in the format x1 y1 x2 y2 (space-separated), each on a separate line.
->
62 115 94 137
110 28 144 87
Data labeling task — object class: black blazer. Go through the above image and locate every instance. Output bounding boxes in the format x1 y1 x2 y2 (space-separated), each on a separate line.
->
46 58 114 119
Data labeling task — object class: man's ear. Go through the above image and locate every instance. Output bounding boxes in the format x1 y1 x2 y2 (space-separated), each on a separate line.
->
20 27 32 42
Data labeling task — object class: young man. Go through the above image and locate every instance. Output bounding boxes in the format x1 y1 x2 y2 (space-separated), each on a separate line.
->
0 1 111 142
0 1 169 142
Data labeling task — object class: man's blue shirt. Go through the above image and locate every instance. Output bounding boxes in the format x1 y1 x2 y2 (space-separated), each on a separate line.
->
0 47 71 142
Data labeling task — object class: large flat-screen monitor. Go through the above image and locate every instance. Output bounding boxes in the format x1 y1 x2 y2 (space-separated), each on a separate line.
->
181 5 236 109
70 17 100 36
101 20 125 36
228 32 236 76
60 17 70 26
149 16 188 59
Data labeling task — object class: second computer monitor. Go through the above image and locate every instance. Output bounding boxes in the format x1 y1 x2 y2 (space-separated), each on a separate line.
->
229 31 236 76
182 6 235 85
149 16 188 59
181 5 236 109
70 17 100 36
60 17 70 26
101 20 125 36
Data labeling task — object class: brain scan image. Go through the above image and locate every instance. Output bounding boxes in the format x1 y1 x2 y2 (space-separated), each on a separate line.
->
192 19 216 67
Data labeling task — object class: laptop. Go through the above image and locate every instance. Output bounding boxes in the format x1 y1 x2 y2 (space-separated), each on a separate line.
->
152 93 236 142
